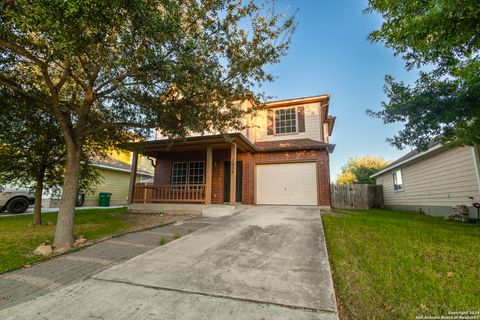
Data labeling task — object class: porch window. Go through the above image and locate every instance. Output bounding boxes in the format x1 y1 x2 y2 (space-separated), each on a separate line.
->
188 161 205 184
275 107 297 134
171 161 205 185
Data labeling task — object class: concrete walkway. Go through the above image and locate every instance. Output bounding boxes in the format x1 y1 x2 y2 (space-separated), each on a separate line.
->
0 217 213 310
0 206 338 320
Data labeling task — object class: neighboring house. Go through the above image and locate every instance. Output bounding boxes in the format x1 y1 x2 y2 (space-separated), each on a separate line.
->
371 143 480 218
83 158 154 207
42 155 154 208
129 94 336 214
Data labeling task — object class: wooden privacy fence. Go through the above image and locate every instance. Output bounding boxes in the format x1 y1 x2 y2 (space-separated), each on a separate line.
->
330 184 383 209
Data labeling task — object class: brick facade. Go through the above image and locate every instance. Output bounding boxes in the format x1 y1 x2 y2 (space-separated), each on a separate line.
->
152 148 331 207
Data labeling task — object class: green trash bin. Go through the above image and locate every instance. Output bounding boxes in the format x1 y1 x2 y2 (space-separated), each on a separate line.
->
99 192 112 207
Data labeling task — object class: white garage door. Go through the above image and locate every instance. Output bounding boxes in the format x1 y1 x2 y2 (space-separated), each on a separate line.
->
256 162 318 205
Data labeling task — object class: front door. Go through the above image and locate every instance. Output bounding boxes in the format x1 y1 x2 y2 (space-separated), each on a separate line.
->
224 161 242 203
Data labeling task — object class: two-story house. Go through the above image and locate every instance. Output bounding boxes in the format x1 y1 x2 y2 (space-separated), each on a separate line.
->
128 94 336 214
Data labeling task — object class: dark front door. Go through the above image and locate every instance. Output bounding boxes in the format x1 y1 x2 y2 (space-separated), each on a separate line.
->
224 161 242 203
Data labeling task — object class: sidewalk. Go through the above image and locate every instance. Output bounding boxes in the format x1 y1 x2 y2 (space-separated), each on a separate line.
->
0 205 127 218
0 216 214 310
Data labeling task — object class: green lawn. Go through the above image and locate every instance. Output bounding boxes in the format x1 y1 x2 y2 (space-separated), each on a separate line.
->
0 208 130 273
322 209 480 320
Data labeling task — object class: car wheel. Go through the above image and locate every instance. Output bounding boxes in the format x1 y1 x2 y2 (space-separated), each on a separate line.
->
6 197 30 214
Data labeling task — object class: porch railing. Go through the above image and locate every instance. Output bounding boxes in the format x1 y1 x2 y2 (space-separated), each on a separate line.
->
132 183 206 203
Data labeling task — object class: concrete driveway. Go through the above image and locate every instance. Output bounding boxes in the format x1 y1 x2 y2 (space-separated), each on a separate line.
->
0 206 338 320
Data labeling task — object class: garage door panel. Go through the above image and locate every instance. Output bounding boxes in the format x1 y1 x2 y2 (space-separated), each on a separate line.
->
256 162 317 205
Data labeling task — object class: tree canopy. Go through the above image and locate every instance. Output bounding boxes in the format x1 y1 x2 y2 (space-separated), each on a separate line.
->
0 0 295 247
366 0 480 149
336 156 390 185
0 88 121 224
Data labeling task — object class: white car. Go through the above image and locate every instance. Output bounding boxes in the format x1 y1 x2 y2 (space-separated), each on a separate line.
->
0 187 35 214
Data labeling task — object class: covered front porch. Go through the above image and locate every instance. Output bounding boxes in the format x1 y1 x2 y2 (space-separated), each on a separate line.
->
128 134 255 211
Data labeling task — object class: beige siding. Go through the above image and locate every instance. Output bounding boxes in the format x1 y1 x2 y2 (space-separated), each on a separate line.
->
255 102 322 142
155 128 253 143
376 146 480 207
85 169 142 205
322 122 329 143
155 100 256 143
153 100 326 143
475 144 480 190
155 130 202 140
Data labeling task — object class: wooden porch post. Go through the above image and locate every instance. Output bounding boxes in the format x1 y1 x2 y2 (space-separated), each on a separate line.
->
229 143 237 206
128 152 139 204
205 146 213 205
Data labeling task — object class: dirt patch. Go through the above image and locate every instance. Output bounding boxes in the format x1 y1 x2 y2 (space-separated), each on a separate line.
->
122 213 196 231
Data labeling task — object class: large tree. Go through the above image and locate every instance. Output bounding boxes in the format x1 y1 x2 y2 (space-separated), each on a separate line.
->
366 0 480 149
0 88 110 225
0 0 295 248
0 91 65 225
336 156 390 185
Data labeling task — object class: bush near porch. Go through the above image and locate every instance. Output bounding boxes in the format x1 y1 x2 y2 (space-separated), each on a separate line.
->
322 209 480 320
0 208 185 273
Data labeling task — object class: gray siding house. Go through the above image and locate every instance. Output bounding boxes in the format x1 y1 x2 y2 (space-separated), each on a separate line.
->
372 144 480 218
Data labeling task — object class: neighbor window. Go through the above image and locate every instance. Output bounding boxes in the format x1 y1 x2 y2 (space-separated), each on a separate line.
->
139 175 153 183
392 169 404 191
171 161 205 185
275 107 297 134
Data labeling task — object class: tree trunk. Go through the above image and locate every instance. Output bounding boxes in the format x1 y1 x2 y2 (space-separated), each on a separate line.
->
53 145 81 249
33 173 44 226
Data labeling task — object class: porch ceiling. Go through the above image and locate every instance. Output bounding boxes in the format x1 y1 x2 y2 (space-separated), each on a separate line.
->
135 133 256 157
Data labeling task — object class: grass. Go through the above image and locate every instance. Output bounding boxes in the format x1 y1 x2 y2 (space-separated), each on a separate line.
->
322 209 480 319
159 237 166 245
0 208 131 273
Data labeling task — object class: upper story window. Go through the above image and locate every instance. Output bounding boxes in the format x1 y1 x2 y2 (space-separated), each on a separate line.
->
392 169 404 192
171 161 205 185
275 107 297 134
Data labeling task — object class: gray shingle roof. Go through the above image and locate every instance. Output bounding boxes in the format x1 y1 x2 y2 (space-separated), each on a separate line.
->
254 139 335 152
92 157 153 176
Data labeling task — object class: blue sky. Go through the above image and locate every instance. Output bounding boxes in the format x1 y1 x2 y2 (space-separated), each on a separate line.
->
261 0 420 179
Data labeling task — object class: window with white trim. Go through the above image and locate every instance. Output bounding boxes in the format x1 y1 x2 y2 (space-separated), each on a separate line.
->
187 161 205 184
275 107 297 134
171 161 205 185
393 169 404 192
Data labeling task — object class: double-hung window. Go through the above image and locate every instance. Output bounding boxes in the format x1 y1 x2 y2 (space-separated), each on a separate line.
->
392 169 404 192
171 161 205 186
275 107 297 134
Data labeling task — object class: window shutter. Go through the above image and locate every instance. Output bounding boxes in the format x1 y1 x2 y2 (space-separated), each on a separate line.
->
267 110 274 135
297 106 305 132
